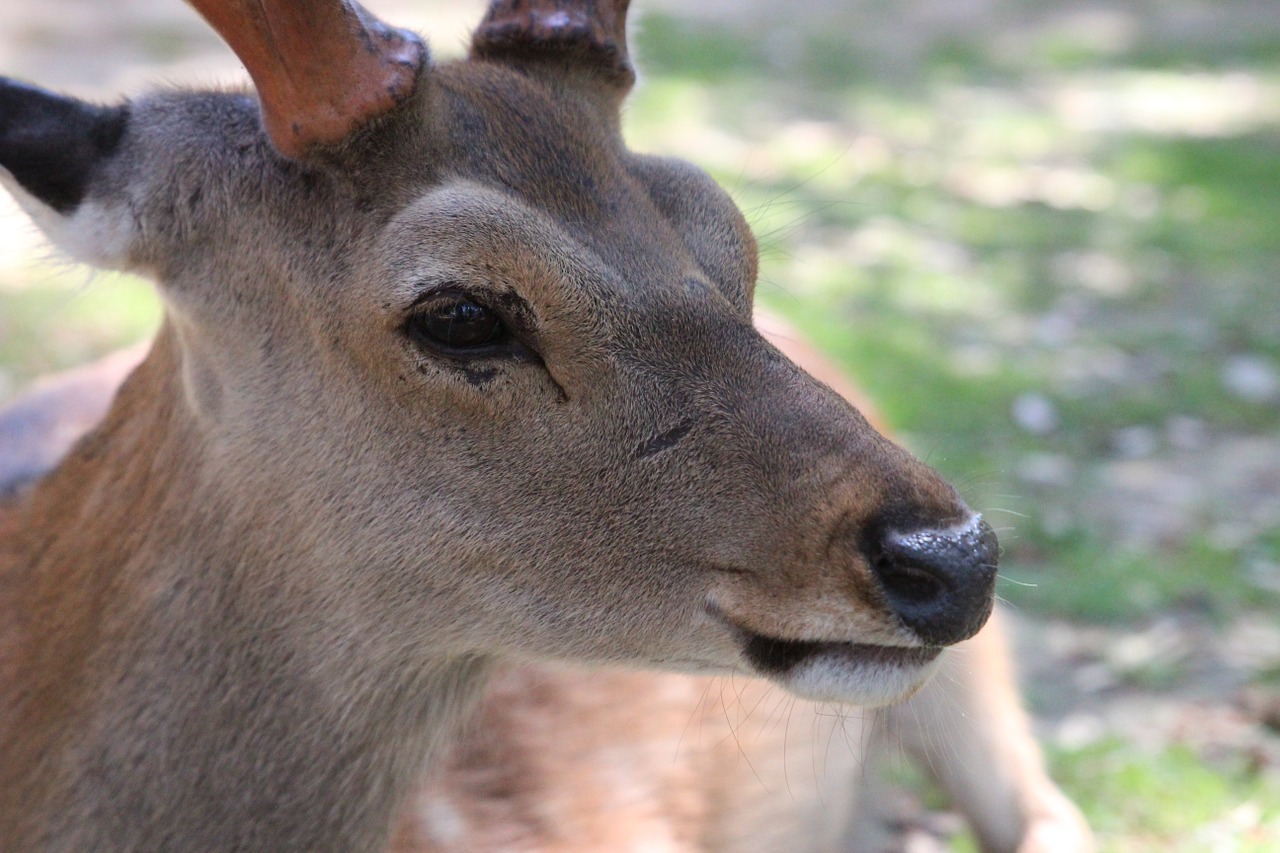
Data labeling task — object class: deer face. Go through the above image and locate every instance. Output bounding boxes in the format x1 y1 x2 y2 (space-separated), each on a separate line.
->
0 1 995 706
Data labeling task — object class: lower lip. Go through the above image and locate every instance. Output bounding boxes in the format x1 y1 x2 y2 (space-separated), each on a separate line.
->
740 630 944 706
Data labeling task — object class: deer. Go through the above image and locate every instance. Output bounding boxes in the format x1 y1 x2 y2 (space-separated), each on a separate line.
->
0 1 1092 851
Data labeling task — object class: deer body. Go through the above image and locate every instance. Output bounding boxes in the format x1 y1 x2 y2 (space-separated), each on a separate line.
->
394 663 866 853
2 326 479 850
0 326 1090 853
0 2 1089 850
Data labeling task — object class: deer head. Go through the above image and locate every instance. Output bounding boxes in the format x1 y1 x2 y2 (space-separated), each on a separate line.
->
0 1 997 847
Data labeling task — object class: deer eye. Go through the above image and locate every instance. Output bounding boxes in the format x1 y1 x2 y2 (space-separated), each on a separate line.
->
408 293 508 351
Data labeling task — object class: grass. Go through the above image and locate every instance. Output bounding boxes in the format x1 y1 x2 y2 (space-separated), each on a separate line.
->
1051 740 1280 852
888 737 1280 852
1002 530 1276 623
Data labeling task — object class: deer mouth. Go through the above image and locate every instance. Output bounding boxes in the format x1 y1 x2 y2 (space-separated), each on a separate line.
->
711 608 943 706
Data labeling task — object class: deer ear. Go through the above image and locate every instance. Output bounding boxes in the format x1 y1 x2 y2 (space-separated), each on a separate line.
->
0 78 135 268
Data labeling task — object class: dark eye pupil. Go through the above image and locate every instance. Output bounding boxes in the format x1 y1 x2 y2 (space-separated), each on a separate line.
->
415 296 505 349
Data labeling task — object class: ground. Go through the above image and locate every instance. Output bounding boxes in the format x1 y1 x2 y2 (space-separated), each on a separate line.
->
1 1 1278 850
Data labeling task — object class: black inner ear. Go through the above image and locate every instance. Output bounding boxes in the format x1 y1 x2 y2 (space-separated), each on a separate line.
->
0 78 128 214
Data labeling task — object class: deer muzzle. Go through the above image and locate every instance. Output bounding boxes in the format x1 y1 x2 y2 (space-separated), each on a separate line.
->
706 515 995 702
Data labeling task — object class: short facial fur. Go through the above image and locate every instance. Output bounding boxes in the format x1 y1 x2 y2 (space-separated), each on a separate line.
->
0 3 996 849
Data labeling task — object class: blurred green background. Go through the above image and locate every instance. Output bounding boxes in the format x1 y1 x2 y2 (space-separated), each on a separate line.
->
1 1 1278 849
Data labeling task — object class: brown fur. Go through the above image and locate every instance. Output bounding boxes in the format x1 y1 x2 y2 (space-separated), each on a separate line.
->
0 2 1090 850
1 319 1090 853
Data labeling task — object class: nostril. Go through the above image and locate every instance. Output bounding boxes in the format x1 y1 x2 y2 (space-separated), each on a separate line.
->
870 553 946 606
868 517 998 646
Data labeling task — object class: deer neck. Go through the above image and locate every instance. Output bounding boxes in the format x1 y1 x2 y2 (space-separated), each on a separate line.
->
0 328 493 851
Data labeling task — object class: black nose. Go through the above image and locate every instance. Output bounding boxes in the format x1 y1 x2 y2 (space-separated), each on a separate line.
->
868 517 998 646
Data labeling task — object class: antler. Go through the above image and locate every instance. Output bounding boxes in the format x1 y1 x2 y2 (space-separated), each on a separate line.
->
472 0 634 87
185 0 425 158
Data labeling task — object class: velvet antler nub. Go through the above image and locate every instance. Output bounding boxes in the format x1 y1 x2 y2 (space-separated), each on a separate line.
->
185 0 426 158
472 0 634 87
